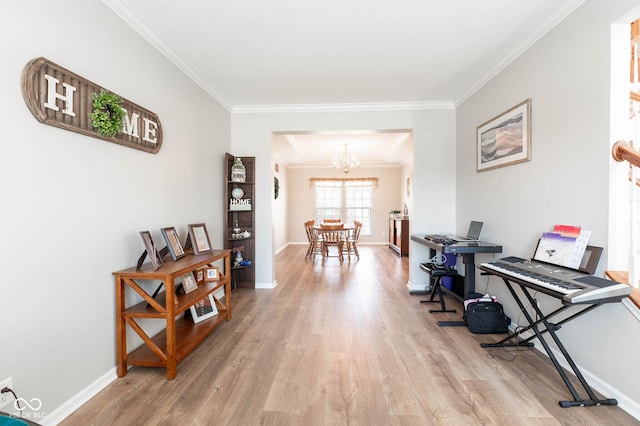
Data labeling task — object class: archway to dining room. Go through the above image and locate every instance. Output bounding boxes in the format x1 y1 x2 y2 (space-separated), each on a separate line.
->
270 129 413 285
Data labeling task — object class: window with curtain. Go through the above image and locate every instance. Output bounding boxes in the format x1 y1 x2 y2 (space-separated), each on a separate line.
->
311 178 378 236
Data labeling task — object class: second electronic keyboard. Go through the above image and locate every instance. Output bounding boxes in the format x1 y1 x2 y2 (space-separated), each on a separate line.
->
479 256 631 304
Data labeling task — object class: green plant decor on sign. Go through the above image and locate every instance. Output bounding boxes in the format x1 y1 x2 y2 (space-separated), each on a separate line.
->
274 176 279 199
90 89 126 137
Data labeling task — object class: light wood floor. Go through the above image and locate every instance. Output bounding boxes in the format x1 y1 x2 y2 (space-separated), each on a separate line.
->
62 245 638 425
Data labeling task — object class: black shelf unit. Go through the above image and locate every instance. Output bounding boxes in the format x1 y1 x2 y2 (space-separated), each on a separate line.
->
224 153 255 289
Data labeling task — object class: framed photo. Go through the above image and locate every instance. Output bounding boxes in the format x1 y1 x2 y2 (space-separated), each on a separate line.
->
204 266 220 282
139 231 163 270
181 273 198 294
161 227 185 261
189 294 218 323
188 223 212 255
477 99 531 172
195 267 205 284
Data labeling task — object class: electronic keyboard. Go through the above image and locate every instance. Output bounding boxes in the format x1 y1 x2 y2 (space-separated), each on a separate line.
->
479 256 631 304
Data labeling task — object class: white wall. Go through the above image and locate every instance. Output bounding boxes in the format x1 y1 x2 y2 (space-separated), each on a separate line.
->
231 110 456 290
0 0 230 422
272 150 288 254
456 0 640 415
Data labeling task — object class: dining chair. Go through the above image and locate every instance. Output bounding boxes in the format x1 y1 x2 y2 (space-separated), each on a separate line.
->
304 220 316 259
343 220 362 261
323 218 341 224
304 219 322 259
319 223 344 264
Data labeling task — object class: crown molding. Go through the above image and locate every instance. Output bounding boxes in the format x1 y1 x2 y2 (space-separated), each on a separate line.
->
102 0 233 112
104 0 586 113
231 101 455 114
454 0 587 106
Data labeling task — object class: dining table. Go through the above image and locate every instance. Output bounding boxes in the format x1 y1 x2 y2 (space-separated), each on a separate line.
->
311 223 355 263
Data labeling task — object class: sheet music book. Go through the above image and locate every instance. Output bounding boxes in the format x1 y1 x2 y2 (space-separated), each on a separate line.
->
533 225 591 270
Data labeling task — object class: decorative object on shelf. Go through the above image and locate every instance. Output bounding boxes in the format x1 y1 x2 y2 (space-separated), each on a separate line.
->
231 228 243 239
274 176 279 199
161 227 185 261
21 57 162 153
181 273 198 294
233 246 245 267
333 144 359 174
90 89 126 137
231 157 246 182
231 187 244 199
138 231 163 270
477 98 531 172
229 197 252 211
242 231 251 238
189 294 218 323
403 203 408 217
204 266 220 282
195 268 205 284
389 209 402 219
186 223 212 255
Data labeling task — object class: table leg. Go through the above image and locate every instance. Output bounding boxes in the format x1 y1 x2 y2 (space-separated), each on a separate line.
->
115 275 127 377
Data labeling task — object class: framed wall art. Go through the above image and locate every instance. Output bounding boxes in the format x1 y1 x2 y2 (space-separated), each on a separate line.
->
161 227 185 261
477 99 531 172
187 223 212 255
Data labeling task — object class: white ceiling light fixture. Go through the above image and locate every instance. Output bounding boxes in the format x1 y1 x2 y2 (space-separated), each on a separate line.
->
333 144 360 174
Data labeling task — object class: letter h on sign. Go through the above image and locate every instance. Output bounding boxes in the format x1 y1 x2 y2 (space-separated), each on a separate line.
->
43 74 76 117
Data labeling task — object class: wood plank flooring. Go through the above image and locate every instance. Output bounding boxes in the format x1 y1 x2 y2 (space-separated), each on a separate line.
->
62 245 638 425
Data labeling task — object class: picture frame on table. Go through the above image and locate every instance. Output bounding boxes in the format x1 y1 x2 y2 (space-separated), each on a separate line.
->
187 223 212 255
204 266 220 282
195 267 205 285
189 294 218 323
161 227 185 261
181 273 198 294
139 230 163 270
477 98 531 172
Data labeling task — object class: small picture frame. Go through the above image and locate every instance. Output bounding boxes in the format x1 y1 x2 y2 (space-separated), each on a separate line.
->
181 273 198 294
188 223 212 255
161 227 185 261
204 266 220 282
139 231 163 270
189 294 218 323
195 267 205 285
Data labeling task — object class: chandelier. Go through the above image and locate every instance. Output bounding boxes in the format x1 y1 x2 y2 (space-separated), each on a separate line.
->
333 144 360 174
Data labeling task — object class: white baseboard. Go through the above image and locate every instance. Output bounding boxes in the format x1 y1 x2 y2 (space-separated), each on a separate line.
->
256 280 277 289
41 368 117 426
406 280 429 293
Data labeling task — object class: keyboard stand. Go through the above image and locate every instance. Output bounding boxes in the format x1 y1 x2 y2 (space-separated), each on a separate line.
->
481 276 618 408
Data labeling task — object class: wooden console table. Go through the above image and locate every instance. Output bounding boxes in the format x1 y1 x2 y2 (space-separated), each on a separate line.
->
113 249 231 379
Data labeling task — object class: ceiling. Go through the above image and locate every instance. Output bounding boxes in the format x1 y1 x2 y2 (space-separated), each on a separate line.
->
104 0 585 167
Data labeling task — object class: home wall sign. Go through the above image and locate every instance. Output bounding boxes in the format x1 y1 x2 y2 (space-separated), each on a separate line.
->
21 57 163 154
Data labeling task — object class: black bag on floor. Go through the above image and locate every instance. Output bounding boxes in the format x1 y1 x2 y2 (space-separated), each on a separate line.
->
464 294 511 334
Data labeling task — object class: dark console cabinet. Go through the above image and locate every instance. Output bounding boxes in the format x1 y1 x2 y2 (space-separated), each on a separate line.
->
389 218 409 256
